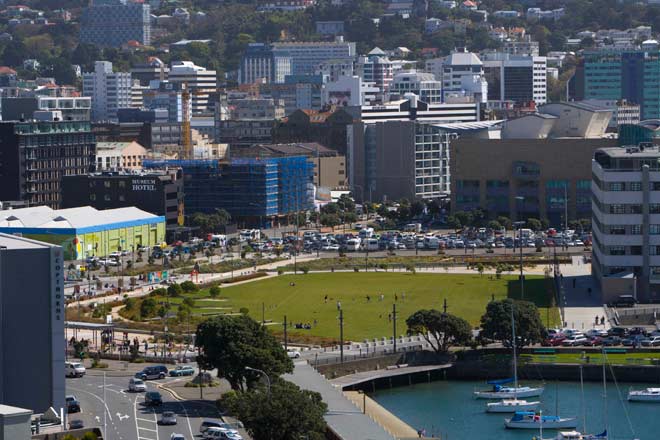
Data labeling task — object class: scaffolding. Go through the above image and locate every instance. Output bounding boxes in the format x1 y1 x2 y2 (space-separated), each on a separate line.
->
143 157 314 220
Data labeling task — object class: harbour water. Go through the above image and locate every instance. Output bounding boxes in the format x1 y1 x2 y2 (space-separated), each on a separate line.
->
372 379 659 440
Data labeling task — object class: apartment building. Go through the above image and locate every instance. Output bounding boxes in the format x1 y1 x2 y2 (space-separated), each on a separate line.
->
80 0 150 47
272 38 356 76
82 61 132 122
167 61 217 114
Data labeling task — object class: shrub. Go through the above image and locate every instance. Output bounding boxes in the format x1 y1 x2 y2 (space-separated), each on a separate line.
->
209 286 221 297
181 280 198 292
239 307 250 315
167 283 183 297
150 287 167 297
301 266 309 274
354 267 359 272
277 269 284 275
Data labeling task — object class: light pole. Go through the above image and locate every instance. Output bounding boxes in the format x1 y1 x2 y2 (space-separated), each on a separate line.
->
245 366 271 395
515 196 525 300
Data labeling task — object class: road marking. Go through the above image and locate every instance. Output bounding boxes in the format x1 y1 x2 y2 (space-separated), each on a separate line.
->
136 418 155 423
68 385 113 422
138 427 158 433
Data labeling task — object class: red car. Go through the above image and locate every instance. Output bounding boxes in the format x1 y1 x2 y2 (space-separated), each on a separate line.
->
582 336 602 346
542 335 566 346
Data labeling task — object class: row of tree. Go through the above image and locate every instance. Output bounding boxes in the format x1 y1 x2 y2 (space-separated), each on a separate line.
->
192 298 545 439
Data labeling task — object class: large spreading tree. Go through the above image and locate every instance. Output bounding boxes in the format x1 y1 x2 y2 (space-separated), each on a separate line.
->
479 299 545 349
219 379 327 440
406 309 472 353
195 315 293 390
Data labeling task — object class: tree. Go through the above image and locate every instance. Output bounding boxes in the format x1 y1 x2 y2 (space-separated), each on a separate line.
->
526 218 542 232
479 299 545 349
219 379 327 440
410 199 426 217
487 220 502 231
497 216 512 231
405 309 472 353
182 296 196 308
140 297 158 319
168 283 183 297
320 213 341 229
209 285 221 298
196 315 293 390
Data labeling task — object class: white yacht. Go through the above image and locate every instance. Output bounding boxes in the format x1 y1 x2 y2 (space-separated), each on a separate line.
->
487 398 540 413
627 387 660 402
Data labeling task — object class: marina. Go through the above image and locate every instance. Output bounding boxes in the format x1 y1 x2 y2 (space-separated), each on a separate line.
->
372 380 653 439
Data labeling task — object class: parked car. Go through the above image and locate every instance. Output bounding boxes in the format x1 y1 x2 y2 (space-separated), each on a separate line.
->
200 420 224 434
629 327 648 336
582 337 603 346
66 395 80 413
129 377 147 392
608 327 629 338
135 365 168 380
585 329 608 338
169 366 195 377
170 435 186 440
204 427 242 440
65 362 86 378
69 420 84 430
601 336 622 346
159 411 177 425
562 334 588 346
542 335 566 346
145 391 163 406
641 336 660 347
623 335 647 347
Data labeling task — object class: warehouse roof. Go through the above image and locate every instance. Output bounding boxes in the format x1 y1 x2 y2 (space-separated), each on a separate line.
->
0 206 161 229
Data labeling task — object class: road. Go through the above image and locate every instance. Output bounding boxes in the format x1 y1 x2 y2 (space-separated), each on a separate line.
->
67 369 224 440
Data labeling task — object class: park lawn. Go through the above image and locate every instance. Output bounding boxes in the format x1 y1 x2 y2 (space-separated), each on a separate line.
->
205 272 560 341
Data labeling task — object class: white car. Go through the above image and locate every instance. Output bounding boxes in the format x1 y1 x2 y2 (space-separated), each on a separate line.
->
171 435 186 440
65 362 86 378
204 427 242 440
562 335 587 346
586 329 608 338
287 350 301 359
129 378 147 392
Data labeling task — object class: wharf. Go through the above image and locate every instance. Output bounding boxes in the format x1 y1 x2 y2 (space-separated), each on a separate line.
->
331 364 452 389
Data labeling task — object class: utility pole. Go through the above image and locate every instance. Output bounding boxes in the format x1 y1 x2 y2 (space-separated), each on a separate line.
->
262 302 265 326
520 225 524 300
392 303 397 353
443 298 447 314
283 315 288 350
103 372 107 440
339 308 344 363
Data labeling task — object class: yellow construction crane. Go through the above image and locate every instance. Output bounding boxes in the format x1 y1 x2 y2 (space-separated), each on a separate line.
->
182 82 192 159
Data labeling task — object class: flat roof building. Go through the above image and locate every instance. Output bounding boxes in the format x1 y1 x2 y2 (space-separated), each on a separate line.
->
0 234 64 413
0 206 165 260
592 145 660 301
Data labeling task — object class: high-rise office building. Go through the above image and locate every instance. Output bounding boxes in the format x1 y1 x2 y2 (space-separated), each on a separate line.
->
592 145 660 301
0 234 64 413
272 38 356 76
167 61 217 114
130 57 169 86
482 53 547 106
239 43 292 84
82 61 132 122
0 120 96 208
356 48 395 103
583 48 660 120
142 81 191 123
80 0 150 47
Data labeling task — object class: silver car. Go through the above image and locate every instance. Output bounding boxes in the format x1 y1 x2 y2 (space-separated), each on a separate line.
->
159 411 177 425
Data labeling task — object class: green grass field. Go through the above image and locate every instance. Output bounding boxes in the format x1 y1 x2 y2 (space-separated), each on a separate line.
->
192 272 561 341
523 352 660 366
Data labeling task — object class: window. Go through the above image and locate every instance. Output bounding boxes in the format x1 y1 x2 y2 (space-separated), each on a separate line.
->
629 182 642 191
609 225 626 235
104 180 111 188
651 225 660 235
630 246 642 255
119 195 125 202
609 182 624 191
104 195 111 201
610 204 625 214
651 204 660 214
631 224 642 235
609 246 625 256
630 205 642 214
89 194 96 201
119 181 126 188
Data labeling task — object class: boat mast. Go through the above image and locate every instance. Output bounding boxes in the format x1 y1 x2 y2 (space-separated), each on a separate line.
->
580 364 586 433
511 305 518 394
602 346 608 435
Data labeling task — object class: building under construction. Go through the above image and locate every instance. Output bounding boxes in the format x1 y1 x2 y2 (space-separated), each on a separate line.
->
143 157 314 226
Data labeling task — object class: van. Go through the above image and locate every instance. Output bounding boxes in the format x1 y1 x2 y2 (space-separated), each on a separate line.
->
65 362 86 378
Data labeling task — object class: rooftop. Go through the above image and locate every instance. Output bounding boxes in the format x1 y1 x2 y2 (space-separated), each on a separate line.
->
597 145 660 158
0 206 161 229
0 233 54 250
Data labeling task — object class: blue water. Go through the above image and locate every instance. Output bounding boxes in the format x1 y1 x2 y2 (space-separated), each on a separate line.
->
372 380 659 440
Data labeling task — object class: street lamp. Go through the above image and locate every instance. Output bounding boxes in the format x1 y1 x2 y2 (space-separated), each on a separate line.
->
245 366 271 394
